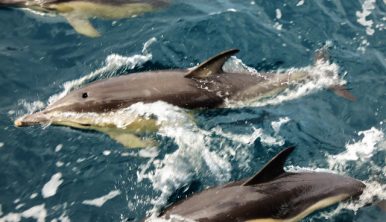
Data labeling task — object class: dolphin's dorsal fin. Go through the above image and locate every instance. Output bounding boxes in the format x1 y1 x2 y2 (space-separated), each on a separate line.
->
184 49 239 79
242 146 295 186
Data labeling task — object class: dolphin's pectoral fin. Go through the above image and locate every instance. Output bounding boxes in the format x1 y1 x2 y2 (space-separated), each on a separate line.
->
329 85 356 101
185 48 239 79
64 15 100 37
106 131 156 148
242 146 295 186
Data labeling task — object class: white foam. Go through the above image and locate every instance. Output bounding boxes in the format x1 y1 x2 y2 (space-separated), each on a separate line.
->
209 8 238 15
56 161 64 167
211 127 264 145
89 103 228 215
0 143 4 148
285 165 337 174
18 100 45 114
138 147 159 158
82 190 121 207
275 9 282 19
15 204 24 210
224 59 345 108
328 127 384 169
356 0 376 35
210 118 288 147
227 8 237 12
0 204 47 222
103 150 111 156
257 128 285 146
42 173 63 198
30 193 38 199
55 144 63 152
271 117 290 135
273 22 283 31
296 0 305 6
148 127 231 214
48 37 157 105
223 56 258 74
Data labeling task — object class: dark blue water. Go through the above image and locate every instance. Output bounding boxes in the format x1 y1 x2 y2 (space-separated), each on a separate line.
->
1 0 386 221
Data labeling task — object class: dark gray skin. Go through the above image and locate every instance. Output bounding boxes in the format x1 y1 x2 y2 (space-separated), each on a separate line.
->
44 70 263 113
158 147 365 221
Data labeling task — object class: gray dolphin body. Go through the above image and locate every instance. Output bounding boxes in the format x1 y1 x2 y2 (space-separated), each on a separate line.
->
14 49 353 147
16 49 353 125
156 147 365 222
0 0 169 37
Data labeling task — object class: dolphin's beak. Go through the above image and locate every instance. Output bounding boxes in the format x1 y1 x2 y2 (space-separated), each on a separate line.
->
14 111 50 127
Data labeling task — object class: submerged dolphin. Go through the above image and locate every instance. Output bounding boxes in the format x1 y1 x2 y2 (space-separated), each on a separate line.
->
155 147 365 222
15 48 353 147
0 0 169 37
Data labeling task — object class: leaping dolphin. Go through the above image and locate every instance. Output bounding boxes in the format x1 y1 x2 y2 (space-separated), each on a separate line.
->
0 0 169 37
14 49 354 147
154 146 365 222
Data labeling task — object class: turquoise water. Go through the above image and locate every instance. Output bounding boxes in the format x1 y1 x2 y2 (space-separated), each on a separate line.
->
0 0 386 221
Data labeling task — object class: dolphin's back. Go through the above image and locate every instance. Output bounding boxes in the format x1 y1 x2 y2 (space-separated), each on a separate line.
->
161 172 364 221
47 70 224 113
88 70 223 108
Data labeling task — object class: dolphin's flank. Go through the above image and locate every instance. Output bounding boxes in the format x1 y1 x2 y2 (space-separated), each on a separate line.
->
154 147 365 222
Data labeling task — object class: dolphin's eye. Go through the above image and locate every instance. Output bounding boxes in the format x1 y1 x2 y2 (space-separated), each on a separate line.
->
82 92 88 99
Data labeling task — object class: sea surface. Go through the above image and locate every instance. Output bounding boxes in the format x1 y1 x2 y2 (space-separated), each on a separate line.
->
0 0 386 221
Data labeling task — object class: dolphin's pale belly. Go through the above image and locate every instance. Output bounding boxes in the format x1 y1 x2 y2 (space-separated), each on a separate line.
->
0 0 169 36
48 1 155 19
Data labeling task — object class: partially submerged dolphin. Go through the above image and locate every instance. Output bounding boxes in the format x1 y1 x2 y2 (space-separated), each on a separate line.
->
154 146 365 221
15 48 354 147
0 0 169 37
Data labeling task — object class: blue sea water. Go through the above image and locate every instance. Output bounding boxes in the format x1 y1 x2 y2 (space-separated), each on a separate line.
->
0 0 386 221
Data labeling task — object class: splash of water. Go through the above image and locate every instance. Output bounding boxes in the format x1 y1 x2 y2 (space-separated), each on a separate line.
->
224 58 346 108
356 0 376 36
328 127 385 170
319 126 386 219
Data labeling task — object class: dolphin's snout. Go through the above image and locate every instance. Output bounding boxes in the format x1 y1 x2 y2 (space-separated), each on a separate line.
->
348 179 366 199
14 112 49 127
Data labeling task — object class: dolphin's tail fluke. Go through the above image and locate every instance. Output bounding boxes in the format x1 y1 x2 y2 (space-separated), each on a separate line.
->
330 85 356 101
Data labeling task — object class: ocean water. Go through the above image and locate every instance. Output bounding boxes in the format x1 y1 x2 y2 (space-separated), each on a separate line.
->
0 0 386 221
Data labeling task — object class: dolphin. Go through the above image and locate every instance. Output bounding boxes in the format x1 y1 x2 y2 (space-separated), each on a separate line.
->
154 146 365 222
0 0 169 37
14 48 354 147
